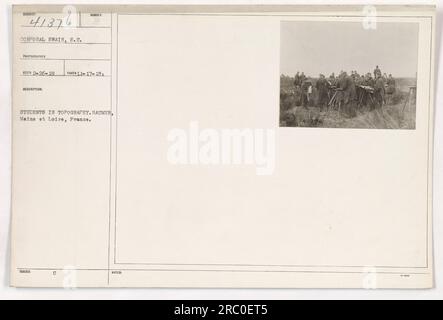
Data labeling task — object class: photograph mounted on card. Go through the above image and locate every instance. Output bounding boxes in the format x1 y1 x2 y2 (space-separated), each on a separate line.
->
10 5 435 288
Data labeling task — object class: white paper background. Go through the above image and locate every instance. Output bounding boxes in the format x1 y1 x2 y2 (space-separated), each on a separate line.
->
0 0 442 299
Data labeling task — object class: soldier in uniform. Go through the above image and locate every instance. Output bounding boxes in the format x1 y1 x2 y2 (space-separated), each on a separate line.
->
327 73 337 107
333 72 346 110
293 72 301 87
351 70 359 81
374 74 385 108
365 73 375 88
301 79 311 109
338 72 357 117
355 75 365 109
316 74 329 112
328 73 336 84
373 65 382 79
300 72 307 83
355 74 364 86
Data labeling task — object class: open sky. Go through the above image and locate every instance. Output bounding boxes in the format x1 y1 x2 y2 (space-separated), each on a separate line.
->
280 21 419 78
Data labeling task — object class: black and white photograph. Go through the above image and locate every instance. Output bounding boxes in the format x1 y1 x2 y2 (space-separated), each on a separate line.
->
280 21 419 129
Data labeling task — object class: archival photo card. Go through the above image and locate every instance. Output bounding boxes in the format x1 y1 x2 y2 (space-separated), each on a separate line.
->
280 21 419 129
10 5 435 288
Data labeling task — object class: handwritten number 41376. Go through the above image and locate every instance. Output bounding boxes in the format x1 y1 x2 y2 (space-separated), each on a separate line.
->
28 12 73 29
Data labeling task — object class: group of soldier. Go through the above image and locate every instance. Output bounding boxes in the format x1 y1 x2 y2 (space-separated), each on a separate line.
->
292 66 396 117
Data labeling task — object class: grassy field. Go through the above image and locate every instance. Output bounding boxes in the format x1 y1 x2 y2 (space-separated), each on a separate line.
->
280 75 416 129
